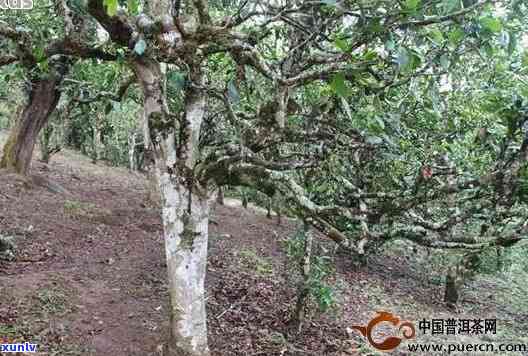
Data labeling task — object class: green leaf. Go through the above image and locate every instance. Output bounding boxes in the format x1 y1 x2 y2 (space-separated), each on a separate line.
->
480 17 502 33
408 50 422 71
334 38 349 52
127 0 139 15
447 27 464 45
133 39 147 56
330 73 350 97
32 46 45 62
439 54 450 70
403 0 420 12
443 0 459 14
366 18 383 34
428 28 444 45
482 43 495 57
396 48 421 72
37 59 49 73
362 50 378 61
227 80 240 104
385 39 395 51
103 0 118 16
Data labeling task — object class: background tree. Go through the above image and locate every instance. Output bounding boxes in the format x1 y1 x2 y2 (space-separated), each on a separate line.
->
0 0 114 174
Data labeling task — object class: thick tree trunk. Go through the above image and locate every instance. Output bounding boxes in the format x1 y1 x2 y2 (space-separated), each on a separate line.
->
0 73 64 175
160 176 210 356
133 57 210 356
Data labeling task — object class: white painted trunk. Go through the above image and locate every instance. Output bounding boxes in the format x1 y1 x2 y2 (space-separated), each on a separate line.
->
133 58 211 356
157 96 210 356
159 169 210 356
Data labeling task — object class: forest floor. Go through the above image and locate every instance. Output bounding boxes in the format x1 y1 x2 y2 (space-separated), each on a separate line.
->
0 130 527 356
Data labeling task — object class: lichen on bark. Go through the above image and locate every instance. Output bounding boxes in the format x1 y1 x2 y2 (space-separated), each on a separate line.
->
180 211 197 250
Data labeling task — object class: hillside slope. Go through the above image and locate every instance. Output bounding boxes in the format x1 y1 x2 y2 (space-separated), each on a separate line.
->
0 132 527 356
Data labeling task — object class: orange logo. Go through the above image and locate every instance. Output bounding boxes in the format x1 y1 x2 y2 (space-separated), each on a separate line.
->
351 311 416 351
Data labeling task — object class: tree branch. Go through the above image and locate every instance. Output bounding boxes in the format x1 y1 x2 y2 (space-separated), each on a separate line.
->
87 0 134 46
0 54 18 67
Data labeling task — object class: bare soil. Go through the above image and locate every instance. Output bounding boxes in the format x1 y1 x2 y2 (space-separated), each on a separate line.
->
0 133 527 355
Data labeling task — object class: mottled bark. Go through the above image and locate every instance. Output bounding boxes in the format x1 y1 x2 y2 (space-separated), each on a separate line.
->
160 176 210 356
133 57 210 356
0 72 64 175
290 222 313 334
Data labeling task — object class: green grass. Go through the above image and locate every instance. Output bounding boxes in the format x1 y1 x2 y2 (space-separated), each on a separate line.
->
63 200 111 220
34 287 69 314
239 248 274 276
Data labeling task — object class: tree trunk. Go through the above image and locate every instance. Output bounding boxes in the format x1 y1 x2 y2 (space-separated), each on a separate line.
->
216 186 224 205
92 112 104 164
496 247 503 271
0 72 64 175
39 122 53 163
160 176 210 356
128 132 137 171
444 266 459 308
290 222 313 334
133 57 210 356
241 188 248 209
